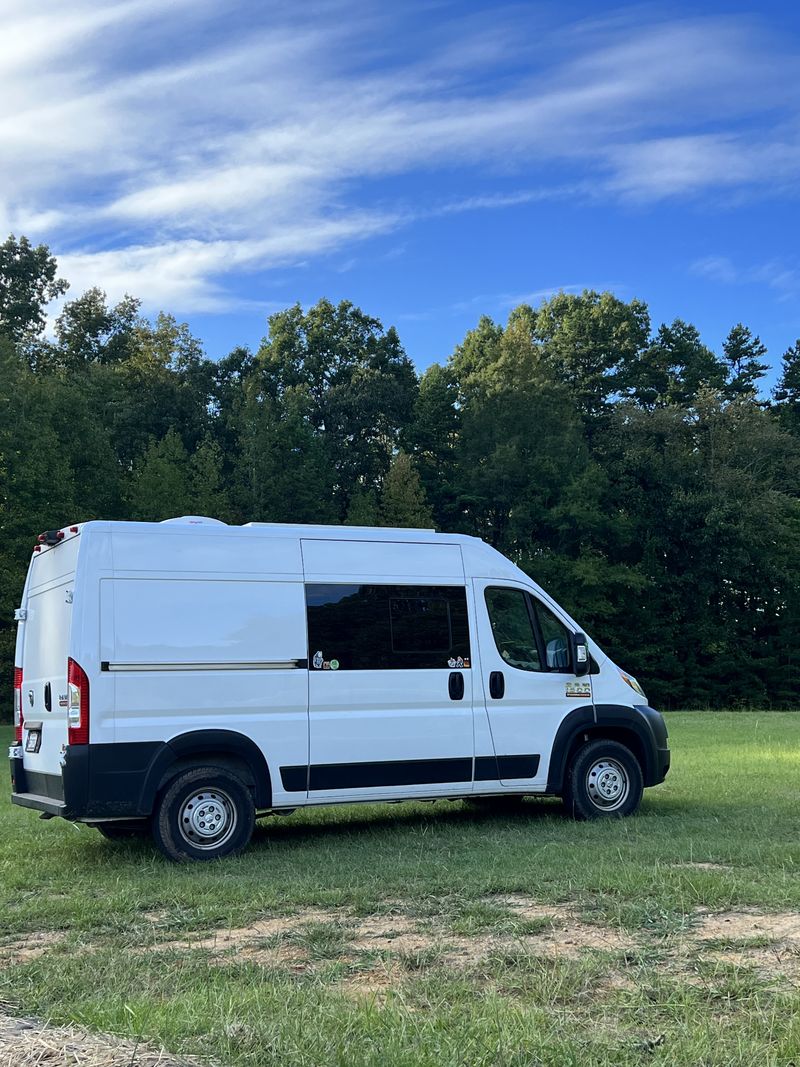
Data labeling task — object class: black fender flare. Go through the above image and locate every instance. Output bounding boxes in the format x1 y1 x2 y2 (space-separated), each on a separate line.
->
546 704 662 793
138 730 272 812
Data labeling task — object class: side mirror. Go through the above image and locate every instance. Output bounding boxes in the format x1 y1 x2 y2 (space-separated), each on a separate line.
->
571 632 590 677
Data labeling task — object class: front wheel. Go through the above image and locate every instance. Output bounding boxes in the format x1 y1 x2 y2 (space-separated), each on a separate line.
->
152 766 255 862
563 740 643 820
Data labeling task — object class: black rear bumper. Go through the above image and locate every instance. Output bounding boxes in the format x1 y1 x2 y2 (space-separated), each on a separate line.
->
10 740 166 820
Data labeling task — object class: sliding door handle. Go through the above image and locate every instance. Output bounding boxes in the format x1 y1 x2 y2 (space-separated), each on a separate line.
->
448 672 465 700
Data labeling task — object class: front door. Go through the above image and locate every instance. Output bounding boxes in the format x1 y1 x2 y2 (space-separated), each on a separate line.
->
474 580 593 790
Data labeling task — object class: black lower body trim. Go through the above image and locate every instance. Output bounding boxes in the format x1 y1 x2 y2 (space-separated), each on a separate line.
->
475 755 540 780
280 753 541 792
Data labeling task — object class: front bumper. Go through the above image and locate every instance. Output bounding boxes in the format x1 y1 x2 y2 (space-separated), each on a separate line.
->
633 705 670 785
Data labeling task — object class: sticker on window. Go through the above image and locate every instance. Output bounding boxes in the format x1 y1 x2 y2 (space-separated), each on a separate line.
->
312 650 324 669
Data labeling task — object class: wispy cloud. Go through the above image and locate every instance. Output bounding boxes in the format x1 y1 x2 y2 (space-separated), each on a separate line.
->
691 255 800 301
2 3 798 313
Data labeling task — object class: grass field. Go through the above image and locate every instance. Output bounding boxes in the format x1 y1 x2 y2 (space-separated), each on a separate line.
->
1 712 799 1066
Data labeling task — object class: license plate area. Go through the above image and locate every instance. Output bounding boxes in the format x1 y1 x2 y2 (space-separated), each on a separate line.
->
25 730 42 754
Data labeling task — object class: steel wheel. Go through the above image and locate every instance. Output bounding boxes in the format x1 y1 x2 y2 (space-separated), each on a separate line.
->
177 788 238 850
585 757 630 812
563 739 643 820
153 766 255 862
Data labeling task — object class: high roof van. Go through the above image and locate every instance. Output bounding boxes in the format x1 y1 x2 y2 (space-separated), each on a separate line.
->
9 517 669 861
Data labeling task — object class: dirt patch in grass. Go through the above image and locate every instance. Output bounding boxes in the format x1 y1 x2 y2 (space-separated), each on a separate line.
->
150 900 635 976
0 1011 200 1067
0 931 66 963
338 961 406 1003
688 910 800 980
694 910 800 942
490 894 635 957
155 908 341 953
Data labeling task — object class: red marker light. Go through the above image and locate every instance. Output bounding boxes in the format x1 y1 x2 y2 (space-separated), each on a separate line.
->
13 666 23 743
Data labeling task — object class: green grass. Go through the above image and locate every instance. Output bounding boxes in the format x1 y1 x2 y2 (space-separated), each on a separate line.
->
1 712 799 1065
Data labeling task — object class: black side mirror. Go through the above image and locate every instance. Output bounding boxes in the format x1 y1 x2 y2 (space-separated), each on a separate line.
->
571 632 590 677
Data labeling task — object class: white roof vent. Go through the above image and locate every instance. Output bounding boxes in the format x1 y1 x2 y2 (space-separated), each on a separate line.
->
160 516 227 526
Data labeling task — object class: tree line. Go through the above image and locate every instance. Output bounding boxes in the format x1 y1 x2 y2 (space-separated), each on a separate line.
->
2 234 800 709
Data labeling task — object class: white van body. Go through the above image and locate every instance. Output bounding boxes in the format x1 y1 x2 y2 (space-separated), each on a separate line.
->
10 519 669 860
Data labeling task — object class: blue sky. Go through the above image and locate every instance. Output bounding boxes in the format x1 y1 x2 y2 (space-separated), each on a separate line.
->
4 0 799 387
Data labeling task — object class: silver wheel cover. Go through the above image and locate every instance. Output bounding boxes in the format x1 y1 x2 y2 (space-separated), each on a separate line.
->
177 788 238 850
586 757 630 812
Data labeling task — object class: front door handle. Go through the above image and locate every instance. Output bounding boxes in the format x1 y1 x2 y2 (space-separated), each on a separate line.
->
44 682 52 712
448 672 465 700
489 671 505 699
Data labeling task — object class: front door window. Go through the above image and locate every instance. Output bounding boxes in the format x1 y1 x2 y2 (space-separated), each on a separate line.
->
484 587 541 672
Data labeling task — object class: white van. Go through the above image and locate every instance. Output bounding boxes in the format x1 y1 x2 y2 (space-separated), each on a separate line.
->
9 518 669 861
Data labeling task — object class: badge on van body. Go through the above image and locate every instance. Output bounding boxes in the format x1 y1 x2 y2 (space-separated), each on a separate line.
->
565 681 591 699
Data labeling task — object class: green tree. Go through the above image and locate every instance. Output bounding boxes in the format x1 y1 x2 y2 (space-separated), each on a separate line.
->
128 430 193 520
51 288 140 370
532 290 650 421
258 299 417 507
722 323 768 398
0 234 68 345
344 487 380 526
403 362 460 528
774 339 800 436
379 452 434 528
624 320 727 408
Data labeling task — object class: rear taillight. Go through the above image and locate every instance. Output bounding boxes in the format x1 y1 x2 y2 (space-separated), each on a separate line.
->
67 658 90 745
13 666 23 743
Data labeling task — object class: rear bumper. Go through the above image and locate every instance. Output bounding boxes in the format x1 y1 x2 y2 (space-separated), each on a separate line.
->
10 741 161 821
11 791 66 817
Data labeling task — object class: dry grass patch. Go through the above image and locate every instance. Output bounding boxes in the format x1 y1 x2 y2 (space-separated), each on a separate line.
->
0 1012 200 1067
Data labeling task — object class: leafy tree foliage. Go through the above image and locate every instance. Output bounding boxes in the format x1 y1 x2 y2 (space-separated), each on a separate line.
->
0 234 68 346
1 238 799 709
723 324 769 398
774 339 800 435
379 452 434 528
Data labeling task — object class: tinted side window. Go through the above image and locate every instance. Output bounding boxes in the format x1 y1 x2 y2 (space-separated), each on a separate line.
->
533 600 572 672
306 584 470 670
484 588 542 672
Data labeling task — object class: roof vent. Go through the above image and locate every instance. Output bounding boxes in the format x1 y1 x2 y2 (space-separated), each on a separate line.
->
160 516 227 526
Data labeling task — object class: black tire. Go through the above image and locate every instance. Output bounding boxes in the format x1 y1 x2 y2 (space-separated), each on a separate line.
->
94 820 150 840
563 740 643 820
152 765 255 862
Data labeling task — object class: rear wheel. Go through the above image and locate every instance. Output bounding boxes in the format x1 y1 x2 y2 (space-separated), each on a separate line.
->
152 766 255 862
563 740 643 820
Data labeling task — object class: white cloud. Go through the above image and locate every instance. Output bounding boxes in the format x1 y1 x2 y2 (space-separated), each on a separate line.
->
1 4 798 313
691 255 800 300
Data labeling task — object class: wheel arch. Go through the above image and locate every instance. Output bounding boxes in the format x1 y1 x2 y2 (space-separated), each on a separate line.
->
547 705 656 794
139 730 272 812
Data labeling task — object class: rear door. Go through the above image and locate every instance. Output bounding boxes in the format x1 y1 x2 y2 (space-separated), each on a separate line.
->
20 537 80 787
474 580 593 791
300 539 475 802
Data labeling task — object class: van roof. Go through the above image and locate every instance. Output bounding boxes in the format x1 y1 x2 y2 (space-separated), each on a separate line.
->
74 517 464 543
